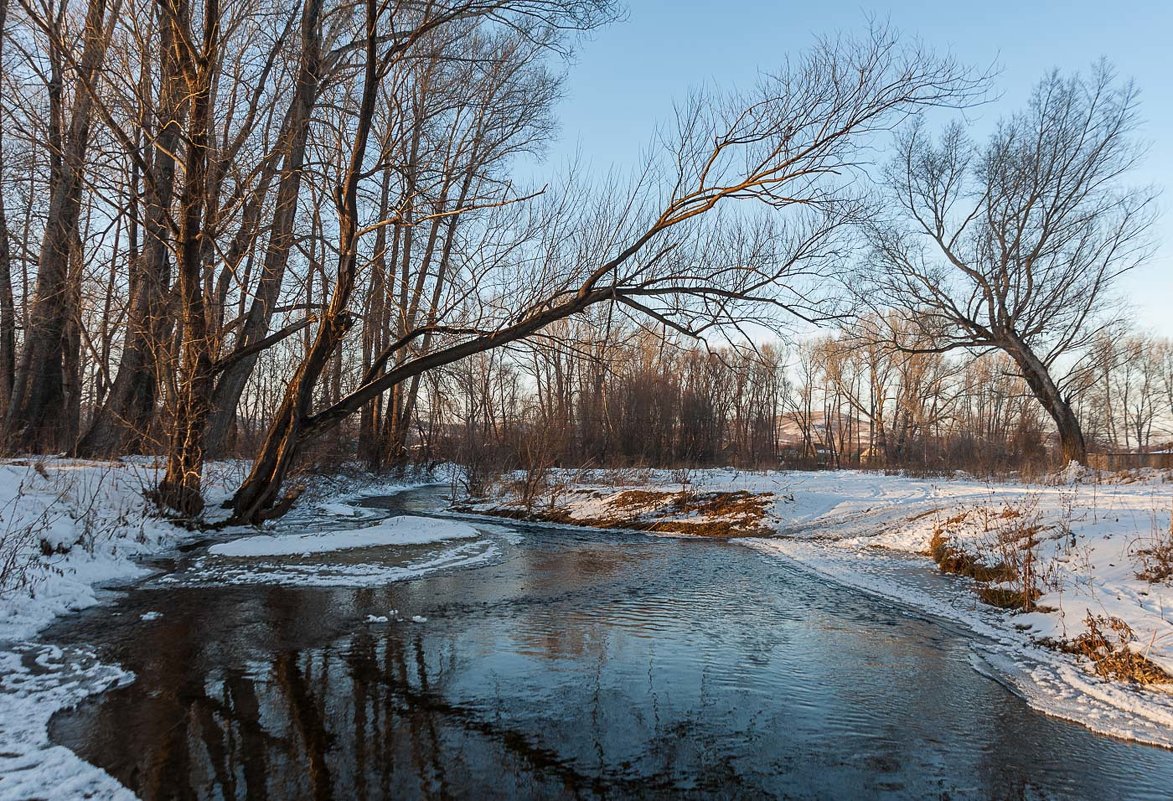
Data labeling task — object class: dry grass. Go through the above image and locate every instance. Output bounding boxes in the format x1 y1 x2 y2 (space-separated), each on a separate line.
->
976 584 1042 610
1133 509 1173 584
609 489 673 511
928 501 1047 611
1065 612 1171 685
928 526 1017 584
473 487 775 538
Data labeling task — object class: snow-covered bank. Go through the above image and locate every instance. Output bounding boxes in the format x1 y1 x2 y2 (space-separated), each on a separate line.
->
0 459 225 643
523 466 1173 745
0 458 435 642
0 458 436 800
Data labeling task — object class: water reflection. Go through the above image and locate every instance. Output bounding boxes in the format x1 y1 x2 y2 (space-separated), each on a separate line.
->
45 494 1173 800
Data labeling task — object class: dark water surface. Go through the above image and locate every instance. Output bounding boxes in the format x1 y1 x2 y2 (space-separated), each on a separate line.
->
45 487 1173 800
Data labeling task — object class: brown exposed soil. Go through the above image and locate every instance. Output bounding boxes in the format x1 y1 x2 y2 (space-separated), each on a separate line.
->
469 489 775 538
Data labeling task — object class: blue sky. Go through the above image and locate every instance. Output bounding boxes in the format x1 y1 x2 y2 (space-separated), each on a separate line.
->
535 1 1173 336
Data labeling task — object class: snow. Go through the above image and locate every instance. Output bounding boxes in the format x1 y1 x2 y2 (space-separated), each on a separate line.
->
479 465 1173 745
0 457 438 799
0 459 215 644
0 645 136 801
169 539 500 588
207 515 478 557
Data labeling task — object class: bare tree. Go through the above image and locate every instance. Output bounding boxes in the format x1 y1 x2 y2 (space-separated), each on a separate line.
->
0 0 14 418
861 64 1157 464
4 0 122 452
227 27 978 522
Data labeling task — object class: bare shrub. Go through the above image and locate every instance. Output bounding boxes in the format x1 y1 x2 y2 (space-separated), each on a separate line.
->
929 498 1049 611
0 484 51 597
1131 505 1173 584
1068 612 1171 684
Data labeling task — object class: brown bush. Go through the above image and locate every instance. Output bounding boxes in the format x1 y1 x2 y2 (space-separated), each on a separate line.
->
1067 612 1171 685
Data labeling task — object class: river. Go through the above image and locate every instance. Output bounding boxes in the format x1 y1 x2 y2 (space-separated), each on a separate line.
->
41 486 1173 800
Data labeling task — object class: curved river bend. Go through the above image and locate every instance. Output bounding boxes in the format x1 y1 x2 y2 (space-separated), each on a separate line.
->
44 487 1173 800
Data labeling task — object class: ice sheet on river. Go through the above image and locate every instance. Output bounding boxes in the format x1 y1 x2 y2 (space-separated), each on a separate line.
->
208 515 479 557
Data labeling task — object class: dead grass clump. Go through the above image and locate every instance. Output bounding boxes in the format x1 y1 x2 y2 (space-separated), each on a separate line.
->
1066 612 1171 685
609 490 673 511
1133 511 1173 584
1135 542 1173 583
672 490 773 519
976 584 1042 610
929 503 1045 611
929 528 1016 583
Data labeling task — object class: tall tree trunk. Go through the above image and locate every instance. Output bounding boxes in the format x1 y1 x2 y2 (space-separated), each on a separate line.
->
156 0 218 516
4 0 114 453
0 0 15 419
1005 333 1087 465
75 8 181 456
230 0 380 522
62 226 84 444
204 0 322 457
358 171 392 466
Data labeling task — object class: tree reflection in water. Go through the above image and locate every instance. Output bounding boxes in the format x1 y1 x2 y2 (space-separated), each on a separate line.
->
46 508 1173 801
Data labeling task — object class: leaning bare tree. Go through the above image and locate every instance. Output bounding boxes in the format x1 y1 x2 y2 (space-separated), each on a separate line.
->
225 26 979 523
860 64 1157 465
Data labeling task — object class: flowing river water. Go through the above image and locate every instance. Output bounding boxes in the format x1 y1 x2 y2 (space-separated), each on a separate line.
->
40 486 1173 800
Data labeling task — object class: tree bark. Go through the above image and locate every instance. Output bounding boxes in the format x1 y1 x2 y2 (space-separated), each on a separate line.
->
156 0 219 516
1004 333 1087 465
204 0 323 457
4 0 114 453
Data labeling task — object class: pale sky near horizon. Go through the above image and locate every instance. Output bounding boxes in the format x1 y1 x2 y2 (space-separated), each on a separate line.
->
529 0 1173 338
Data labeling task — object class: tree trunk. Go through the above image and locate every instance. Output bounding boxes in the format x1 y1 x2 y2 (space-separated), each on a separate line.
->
230 284 614 523
155 0 218 516
75 10 181 457
4 0 113 453
204 0 323 457
1005 334 1087 465
0 0 15 420
230 0 378 522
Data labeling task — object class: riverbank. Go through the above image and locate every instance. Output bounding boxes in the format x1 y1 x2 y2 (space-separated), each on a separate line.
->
3 461 1173 799
0 458 439 642
477 465 1173 745
0 457 432 801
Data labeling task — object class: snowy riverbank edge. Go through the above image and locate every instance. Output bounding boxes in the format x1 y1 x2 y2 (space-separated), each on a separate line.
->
0 457 437 801
484 465 1173 748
